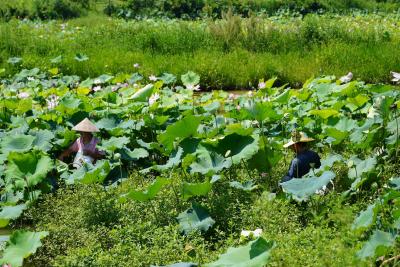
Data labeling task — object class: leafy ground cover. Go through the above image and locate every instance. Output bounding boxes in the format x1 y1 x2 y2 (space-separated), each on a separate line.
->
2 13 400 88
0 67 398 265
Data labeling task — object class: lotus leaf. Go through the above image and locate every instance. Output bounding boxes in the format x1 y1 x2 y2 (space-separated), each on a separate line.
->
189 146 231 175
347 156 377 179
152 262 197 267
0 204 27 228
205 237 275 267
158 115 202 152
309 109 339 119
182 181 212 200
99 136 130 153
130 84 154 102
5 151 52 190
74 53 89 62
356 230 395 259
1 134 35 155
352 203 378 231
177 203 215 235
0 230 48 267
120 177 170 202
216 134 259 165
229 180 258 191
181 71 200 86
30 129 54 152
280 171 335 201
121 148 149 161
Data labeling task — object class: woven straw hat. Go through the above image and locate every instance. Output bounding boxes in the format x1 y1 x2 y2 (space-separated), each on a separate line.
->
72 118 99 133
283 130 314 148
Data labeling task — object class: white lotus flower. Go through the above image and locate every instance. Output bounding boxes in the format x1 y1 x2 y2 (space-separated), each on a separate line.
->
241 228 263 238
149 75 158 81
339 72 353 83
27 76 35 81
46 94 59 109
149 93 160 105
93 85 102 92
391 71 400 83
186 84 200 91
17 92 30 99
258 81 266 89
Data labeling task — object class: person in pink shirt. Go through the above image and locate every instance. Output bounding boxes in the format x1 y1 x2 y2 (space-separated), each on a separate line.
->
59 118 104 168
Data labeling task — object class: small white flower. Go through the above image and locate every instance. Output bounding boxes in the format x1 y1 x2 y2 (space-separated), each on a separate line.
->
247 91 254 97
186 84 200 91
240 228 263 238
46 94 59 109
27 76 35 81
391 71 400 83
258 82 266 89
149 93 160 105
134 63 140 68
228 93 238 100
236 105 241 111
93 85 102 92
149 75 158 81
17 92 30 99
339 72 353 83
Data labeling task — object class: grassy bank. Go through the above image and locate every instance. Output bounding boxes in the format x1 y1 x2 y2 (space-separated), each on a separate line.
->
1 13 400 88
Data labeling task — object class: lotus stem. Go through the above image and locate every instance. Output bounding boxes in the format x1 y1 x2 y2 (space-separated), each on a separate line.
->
379 254 400 267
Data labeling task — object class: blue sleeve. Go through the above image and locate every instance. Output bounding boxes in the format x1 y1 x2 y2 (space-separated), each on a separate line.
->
281 159 298 183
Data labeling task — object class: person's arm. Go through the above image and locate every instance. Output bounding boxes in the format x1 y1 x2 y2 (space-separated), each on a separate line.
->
281 159 298 183
58 140 78 161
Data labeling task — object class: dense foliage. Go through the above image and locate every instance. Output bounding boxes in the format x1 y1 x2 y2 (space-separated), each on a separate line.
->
109 0 400 19
2 13 400 88
0 66 398 265
0 0 91 20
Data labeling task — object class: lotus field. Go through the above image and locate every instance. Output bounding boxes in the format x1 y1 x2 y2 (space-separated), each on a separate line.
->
0 67 399 266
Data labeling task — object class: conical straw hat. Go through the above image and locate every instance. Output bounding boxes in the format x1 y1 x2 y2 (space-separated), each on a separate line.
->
72 118 99 132
283 131 314 148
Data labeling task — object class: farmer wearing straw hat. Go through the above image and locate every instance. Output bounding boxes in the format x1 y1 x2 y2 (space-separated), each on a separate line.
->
281 130 321 183
59 118 104 168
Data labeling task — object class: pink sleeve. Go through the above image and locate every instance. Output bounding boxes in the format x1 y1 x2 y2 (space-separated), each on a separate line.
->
70 139 79 152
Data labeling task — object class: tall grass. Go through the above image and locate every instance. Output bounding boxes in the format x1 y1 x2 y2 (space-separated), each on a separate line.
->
1 13 400 88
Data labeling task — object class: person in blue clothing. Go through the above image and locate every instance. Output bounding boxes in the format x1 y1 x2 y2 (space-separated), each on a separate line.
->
281 130 321 183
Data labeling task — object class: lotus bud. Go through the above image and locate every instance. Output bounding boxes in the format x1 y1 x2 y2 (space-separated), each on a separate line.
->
347 160 354 168
114 153 121 161
225 150 231 157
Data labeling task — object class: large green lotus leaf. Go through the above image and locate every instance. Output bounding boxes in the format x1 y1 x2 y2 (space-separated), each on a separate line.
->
142 147 184 173
121 148 149 161
158 115 202 152
1 134 35 154
318 154 343 171
348 156 377 179
181 181 212 200
95 117 118 130
0 230 48 267
224 123 253 136
30 129 54 152
205 237 275 267
352 203 379 231
347 94 369 108
204 102 220 114
216 134 260 165
130 84 154 102
229 180 258 191
356 230 395 259
325 128 348 145
119 177 170 202
177 203 215 235
309 109 339 119
248 142 282 173
0 204 27 228
65 160 111 185
98 136 130 153
159 73 177 85
280 171 335 201
5 151 52 189
246 102 281 122
272 89 291 104
189 146 231 175
335 117 358 132
181 71 200 86
94 74 114 84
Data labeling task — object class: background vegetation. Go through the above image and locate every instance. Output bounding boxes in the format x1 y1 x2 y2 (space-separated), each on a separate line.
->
1 13 400 89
